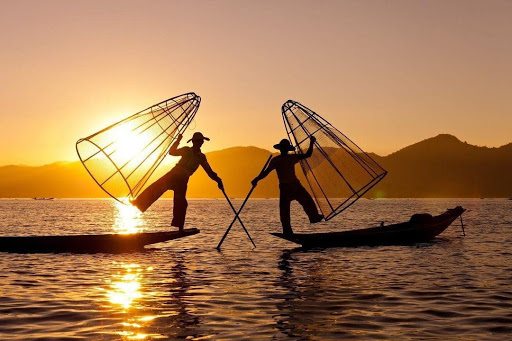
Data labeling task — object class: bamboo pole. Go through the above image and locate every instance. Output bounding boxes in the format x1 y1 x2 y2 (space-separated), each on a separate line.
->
221 189 256 248
216 154 273 250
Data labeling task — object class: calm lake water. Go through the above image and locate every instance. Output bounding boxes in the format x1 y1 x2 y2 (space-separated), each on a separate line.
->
0 198 511 340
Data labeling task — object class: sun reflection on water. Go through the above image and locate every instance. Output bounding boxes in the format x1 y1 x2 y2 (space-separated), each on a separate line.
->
108 264 142 310
113 200 145 234
105 262 163 340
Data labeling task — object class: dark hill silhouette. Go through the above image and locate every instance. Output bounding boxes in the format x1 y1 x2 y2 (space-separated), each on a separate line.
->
372 134 512 197
0 134 511 198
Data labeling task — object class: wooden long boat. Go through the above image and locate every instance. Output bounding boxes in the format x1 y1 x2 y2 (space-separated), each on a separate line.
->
271 207 465 248
0 228 199 253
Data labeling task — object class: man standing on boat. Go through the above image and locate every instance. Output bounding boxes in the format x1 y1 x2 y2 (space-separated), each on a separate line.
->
131 132 223 230
251 137 323 236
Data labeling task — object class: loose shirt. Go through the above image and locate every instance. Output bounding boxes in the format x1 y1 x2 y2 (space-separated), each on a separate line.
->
170 146 217 179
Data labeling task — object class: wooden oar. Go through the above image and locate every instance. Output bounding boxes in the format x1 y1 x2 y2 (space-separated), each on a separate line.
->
221 189 256 248
216 154 273 250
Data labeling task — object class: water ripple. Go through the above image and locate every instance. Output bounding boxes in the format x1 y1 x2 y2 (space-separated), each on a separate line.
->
0 198 511 340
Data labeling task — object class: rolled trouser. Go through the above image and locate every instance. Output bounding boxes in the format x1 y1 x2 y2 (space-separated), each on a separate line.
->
171 180 188 229
133 167 190 217
279 188 293 234
279 181 320 234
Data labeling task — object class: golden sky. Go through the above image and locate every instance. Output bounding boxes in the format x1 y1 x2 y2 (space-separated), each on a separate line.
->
0 0 511 165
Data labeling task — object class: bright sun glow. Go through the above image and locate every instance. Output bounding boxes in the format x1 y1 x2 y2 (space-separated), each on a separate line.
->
109 124 151 165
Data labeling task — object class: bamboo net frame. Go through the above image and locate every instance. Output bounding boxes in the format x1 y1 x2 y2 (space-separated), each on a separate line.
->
76 92 200 203
281 100 387 221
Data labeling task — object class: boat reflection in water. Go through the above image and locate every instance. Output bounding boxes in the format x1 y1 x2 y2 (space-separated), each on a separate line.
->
158 254 201 337
112 200 145 234
273 249 384 339
274 250 316 338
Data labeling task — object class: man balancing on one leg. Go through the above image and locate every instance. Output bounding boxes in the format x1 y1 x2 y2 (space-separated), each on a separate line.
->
251 137 323 236
130 132 223 231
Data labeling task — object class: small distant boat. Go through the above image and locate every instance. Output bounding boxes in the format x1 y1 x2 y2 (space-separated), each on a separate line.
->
0 229 199 253
33 197 54 200
271 207 465 248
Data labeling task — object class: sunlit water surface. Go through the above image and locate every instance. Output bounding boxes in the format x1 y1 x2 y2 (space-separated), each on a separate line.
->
0 198 511 340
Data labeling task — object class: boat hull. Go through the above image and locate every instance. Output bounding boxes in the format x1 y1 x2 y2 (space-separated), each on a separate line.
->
0 228 199 253
271 207 465 248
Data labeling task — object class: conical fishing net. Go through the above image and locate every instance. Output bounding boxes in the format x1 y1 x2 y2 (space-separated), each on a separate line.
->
76 93 200 203
282 100 387 220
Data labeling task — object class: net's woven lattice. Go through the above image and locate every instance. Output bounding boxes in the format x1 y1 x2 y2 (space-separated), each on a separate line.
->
282 100 387 220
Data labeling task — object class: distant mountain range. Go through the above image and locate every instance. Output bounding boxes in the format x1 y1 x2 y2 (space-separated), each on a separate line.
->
1 134 511 198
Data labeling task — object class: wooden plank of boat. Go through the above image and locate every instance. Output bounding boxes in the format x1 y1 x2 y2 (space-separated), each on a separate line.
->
0 228 199 253
271 207 465 248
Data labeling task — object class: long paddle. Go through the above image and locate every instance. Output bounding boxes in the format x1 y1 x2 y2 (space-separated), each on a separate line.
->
221 189 256 248
216 154 273 250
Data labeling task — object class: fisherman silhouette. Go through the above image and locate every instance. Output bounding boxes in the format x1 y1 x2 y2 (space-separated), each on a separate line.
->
251 137 323 235
131 132 223 230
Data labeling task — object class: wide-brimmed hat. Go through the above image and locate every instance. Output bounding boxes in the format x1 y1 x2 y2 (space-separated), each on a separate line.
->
187 132 210 143
273 139 295 151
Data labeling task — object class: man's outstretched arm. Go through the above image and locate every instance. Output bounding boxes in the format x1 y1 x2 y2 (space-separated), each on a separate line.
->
251 159 276 186
201 158 223 190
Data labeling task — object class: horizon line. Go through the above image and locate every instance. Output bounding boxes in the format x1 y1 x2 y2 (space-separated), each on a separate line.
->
1 133 511 168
